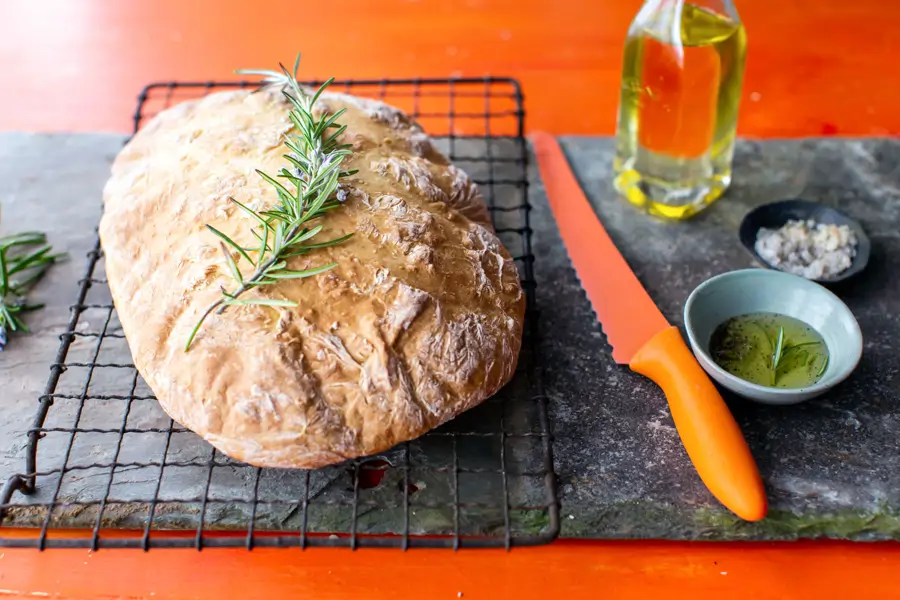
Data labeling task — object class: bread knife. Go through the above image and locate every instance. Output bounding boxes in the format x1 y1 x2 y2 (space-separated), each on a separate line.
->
530 131 767 521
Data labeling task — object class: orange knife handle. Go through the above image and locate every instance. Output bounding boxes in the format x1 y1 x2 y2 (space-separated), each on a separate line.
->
629 326 768 521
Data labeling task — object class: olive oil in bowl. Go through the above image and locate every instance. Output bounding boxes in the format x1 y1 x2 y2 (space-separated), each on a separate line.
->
709 312 829 389
613 0 747 219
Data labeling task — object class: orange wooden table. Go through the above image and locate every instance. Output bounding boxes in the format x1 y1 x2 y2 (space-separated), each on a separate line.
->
1 0 898 136
1 1 899 598
1 530 900 599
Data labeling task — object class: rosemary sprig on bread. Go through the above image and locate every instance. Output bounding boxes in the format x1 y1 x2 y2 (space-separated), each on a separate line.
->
185 54 355 351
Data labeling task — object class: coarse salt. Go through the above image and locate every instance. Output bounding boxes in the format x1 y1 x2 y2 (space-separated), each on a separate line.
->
754 219 857 280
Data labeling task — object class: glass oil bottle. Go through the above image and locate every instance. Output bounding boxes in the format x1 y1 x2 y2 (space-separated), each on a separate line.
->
613 0 747 220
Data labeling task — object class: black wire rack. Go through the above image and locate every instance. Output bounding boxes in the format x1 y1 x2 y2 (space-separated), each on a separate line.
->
0 77 558 550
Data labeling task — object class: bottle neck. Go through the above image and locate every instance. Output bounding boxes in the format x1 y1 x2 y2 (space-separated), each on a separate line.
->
692 0 738 19
633 0 740 42
634 0 685 44
639 0 738 17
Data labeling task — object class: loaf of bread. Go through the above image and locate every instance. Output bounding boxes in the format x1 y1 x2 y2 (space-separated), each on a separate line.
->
98 85 524 468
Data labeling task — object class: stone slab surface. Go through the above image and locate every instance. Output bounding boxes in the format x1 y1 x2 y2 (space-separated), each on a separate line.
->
2 132 898 540
0 134 554 541
538 136 900 539
1 133 123 482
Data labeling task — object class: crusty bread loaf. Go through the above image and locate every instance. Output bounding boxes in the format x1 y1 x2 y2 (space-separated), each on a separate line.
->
98 85 524 468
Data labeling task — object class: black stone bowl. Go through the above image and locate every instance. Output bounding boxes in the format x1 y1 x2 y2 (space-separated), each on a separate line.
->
738 199 871 285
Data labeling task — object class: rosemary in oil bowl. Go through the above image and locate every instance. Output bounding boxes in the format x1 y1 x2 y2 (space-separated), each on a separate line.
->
185 54 356 351
709 312 829 389
0 231 67 350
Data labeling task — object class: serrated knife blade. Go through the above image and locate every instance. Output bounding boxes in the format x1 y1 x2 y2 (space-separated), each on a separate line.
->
531 132 767 521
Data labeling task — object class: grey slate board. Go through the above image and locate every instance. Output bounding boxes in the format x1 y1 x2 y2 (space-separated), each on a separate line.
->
0 133 122 483
1 133 899 540
0 133 554 542
538 137 900 539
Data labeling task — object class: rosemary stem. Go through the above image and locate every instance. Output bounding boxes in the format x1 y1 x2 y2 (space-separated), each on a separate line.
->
212 221 304 316
188 221 306 351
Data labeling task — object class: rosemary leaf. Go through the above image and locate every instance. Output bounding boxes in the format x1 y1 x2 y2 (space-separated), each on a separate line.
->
265 263 337 279
286 225 323 246
784 341 821 351
206 225 253 265
255 169 295 201
309 78 335 106
229 197 274 231
273 225 285 252
219 242 244 285
283 154 305 171
261 209 293 222
319 109 348 133
261 225 271 257
298 233 354 250
778 341 819 364
323 125 349 147
11 265 55 293
7 245 53 275
283 139 306 160
772 327 785 370
817 354 829 377
223 298 298 307
0 231 47 250
233 68 287 83
0 248 8 297
290 110 315 134
12 314 28 332
247 278 280 286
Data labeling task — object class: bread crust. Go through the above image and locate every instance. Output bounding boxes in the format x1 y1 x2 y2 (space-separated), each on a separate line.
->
98 86 524 468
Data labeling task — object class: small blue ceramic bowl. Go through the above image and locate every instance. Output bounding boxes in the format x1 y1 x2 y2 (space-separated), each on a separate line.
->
683 269 863 405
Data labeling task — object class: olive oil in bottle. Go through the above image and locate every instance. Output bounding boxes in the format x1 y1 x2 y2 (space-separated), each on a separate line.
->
613 0 747 220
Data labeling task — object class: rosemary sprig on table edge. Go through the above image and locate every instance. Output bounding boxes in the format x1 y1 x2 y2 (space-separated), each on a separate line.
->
184 54 356 351
0 231 67 350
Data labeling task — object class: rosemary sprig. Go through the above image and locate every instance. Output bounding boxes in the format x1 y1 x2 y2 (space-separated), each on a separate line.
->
0 231 67 350
184 54 356 351
768 326 826 385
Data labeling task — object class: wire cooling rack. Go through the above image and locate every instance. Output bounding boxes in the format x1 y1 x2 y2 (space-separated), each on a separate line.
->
0 77 558 550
